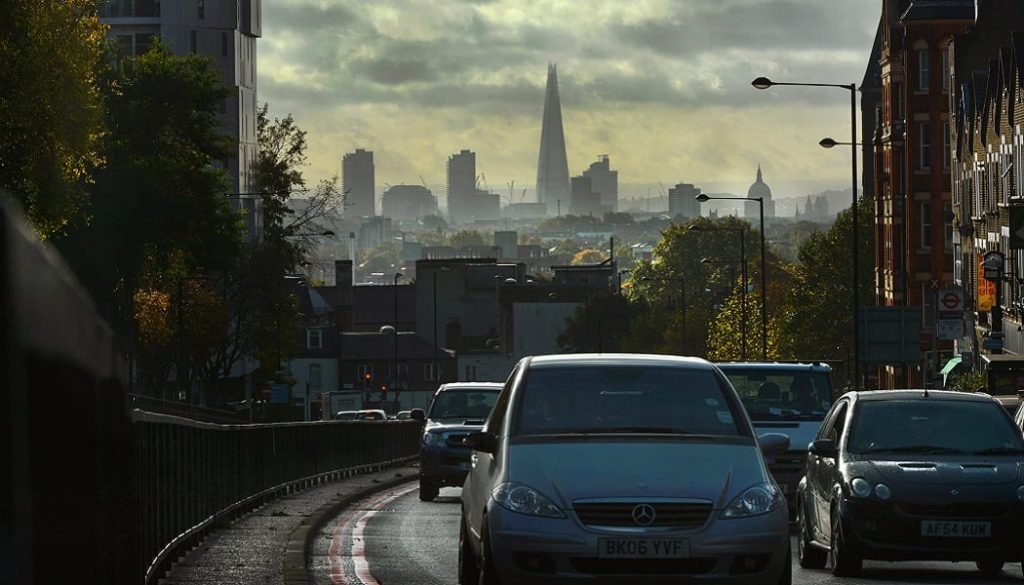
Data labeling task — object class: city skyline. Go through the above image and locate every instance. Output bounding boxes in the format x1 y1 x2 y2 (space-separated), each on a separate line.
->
261 0 879 197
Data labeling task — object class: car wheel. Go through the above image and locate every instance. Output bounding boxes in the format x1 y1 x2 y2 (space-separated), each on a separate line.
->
778 542 793 585
829 506 862 577
797 500 827 570
458 516 480 585
977 559 1004 574
419 477 439 502
478 519 501 585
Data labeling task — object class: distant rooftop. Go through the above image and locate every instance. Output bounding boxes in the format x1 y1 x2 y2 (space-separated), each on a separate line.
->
900 0 975 23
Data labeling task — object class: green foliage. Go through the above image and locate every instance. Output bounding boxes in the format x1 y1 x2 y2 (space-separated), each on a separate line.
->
58 43 240 324
448 229 489 248
360 241 401 274
0 0 107 237
949 370 987 393
571 248 606 265
537 214 597 232
558 295 649 353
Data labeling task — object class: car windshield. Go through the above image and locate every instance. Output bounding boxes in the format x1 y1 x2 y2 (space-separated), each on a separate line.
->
721 369 833 420
513 365 742 436
848 399 1024 455
427 390 500 421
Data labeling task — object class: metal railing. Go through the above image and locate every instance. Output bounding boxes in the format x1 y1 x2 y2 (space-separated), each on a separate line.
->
126 394 249 424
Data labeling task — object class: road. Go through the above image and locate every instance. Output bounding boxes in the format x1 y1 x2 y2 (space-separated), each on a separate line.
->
310 485 1024 585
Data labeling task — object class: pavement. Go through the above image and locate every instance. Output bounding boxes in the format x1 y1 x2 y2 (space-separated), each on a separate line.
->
160 461 419 585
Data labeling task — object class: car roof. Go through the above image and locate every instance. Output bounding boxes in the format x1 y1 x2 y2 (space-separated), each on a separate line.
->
527 353 715 370
715 361 832 372
850 390 998 403
438 382 504 391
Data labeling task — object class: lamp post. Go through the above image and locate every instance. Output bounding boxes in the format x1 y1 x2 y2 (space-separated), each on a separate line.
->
432 266 451 384
641 276 688 354
393 271 402 409
696 193 767 359
690 226 748 360
753 76 861 390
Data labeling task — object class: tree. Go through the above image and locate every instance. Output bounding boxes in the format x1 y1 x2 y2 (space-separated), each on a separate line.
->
571 248 606 265
448 229 488 248
0 0 107 237
558 295 647 353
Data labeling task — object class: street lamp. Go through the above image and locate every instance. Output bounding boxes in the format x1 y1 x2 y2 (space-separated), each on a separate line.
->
393 271 403 409
432 266 451 384
752 75 861 390
696 193 767 359
641 276 688 354
690 225 748 360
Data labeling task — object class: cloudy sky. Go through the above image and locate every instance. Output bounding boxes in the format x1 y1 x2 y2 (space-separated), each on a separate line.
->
260 0 880 201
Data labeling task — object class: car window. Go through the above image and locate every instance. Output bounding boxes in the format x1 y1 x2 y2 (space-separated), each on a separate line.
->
513 365 743 436
820 400 848 444
848 399 1024 455
427 389 500 421
720 368 833 420
484 365 519 436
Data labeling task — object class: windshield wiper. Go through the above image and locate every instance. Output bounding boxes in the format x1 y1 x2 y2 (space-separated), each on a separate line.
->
860 445 965 455
972 446 1024 455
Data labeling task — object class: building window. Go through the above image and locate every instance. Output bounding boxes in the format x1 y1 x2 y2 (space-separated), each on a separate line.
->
919 122 931 171
944 202 953 251
943 122 951 170
918 48 930 93
920 201 932 250
941 47 950 93
197 0 204 19
308 363 322 392
424 363 437 381
895 82 904 120
189 30 197 54
306 329 322 350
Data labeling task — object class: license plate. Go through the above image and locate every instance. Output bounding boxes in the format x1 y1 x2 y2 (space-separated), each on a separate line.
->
921 521 991 538
598 538 690 559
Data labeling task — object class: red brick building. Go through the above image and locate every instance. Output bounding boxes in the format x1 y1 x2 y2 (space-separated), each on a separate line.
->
870 0 973 387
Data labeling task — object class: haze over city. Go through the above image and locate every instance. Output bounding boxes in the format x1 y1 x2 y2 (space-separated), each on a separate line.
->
260 0 880 198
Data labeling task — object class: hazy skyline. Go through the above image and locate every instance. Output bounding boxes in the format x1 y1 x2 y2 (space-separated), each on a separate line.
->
261 0 879 200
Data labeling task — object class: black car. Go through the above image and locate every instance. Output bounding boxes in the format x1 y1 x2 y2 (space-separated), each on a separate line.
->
416 382 502 502
796 390 1024 577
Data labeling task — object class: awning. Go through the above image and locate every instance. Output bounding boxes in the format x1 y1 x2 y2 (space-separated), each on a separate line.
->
940 356 964 386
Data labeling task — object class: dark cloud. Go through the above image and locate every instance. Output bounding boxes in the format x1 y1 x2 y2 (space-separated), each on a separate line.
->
350 56 438 84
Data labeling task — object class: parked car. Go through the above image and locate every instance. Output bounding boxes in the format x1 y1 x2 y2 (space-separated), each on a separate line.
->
459 354 792 585
717 362 834 511
335 410 359 421
354 409 387 421
419 382 503 502
395 410 413 421
797 390 1024 577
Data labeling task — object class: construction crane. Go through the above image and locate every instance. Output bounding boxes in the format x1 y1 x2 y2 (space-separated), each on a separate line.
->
480 172 489 191
419 175 429 189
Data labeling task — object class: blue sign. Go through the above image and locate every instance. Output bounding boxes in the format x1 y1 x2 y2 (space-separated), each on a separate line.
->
983 337 1004 351
270 383 290 404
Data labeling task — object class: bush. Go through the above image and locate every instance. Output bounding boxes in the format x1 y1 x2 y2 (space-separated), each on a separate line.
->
948 370 987 393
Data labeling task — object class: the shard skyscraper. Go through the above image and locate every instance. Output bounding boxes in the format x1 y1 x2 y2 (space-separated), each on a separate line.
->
536 64 570 216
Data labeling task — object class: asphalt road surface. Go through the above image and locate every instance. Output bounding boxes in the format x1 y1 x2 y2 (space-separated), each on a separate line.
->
311 485 1024 585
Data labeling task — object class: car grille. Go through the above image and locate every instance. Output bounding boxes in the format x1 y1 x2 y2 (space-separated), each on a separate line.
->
571 558 715 575
444 432 470 447
573 502 712 528
897 503 1012 519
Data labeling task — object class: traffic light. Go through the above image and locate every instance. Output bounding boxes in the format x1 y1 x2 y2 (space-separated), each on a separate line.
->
363 371 372 383
379 384 388 400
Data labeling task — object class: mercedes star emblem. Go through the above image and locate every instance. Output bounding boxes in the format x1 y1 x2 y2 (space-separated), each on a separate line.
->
632 504 656 526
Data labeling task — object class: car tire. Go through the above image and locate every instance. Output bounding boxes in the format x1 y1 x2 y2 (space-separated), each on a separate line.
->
797 500 827 570
458 516 480 585
976 559 1004 574
778 542 793 585
419 478 439 502
829 506 862 577
478 519 501 585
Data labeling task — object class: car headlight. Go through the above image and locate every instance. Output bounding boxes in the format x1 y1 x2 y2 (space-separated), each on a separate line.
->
720 482 783 519
492 482 565 518
850 477 872 498
422 432 445 447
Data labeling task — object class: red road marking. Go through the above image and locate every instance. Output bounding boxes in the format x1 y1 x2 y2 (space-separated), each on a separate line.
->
329 484 418 585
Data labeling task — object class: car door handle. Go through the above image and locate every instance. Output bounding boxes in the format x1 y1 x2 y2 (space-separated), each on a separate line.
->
470 454 478 467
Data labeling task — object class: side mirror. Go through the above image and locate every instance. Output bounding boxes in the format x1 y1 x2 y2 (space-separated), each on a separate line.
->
464 431 498 454
409 408 425 422
757 433 790 457
808 439 838 459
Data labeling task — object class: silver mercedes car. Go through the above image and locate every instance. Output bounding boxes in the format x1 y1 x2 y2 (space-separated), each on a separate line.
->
458 354 792 584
